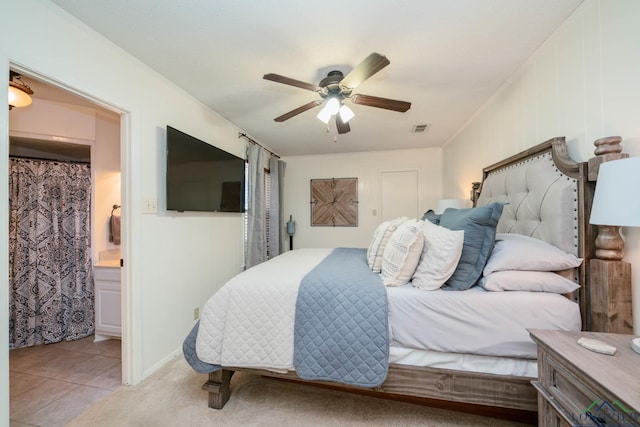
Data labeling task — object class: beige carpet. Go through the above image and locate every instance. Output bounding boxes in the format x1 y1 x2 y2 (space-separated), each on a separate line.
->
68 356 531 426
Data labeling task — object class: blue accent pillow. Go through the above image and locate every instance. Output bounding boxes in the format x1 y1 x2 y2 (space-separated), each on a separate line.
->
425 202 505 290
421 210 440 225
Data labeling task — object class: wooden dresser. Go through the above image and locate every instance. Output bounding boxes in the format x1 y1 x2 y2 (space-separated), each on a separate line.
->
530 329 640 427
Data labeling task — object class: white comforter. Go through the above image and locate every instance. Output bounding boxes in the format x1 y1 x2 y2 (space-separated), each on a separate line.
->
386 284 581 358
195 248 332 371
195 248 582 370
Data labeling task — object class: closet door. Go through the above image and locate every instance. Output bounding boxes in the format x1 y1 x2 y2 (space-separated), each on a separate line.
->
380 170 419 221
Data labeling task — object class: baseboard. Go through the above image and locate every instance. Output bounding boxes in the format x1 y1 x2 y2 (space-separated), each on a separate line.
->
142 346 182 379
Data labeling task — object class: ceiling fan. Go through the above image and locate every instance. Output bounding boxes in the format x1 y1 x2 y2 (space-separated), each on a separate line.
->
263 52 411 134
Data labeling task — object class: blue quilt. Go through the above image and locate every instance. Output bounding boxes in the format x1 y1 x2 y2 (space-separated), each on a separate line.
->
293 247 389 387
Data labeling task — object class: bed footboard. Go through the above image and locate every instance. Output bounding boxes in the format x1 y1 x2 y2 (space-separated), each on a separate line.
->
202 369 234 409
201 364 537 420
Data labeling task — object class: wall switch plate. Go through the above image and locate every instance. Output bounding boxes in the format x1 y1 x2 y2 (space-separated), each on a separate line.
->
143 198 158 214
193 307 200 320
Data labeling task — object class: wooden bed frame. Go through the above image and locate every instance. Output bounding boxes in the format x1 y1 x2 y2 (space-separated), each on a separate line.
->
200 137 622 422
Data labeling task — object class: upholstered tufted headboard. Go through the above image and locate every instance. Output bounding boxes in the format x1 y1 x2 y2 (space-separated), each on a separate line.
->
475 137 595 329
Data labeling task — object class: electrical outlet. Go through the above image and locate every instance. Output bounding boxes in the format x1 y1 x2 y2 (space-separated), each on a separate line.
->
193 307 200 320
143 198 158 214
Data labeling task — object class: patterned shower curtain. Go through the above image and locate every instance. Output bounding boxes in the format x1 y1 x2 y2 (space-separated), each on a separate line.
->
9 157 95 349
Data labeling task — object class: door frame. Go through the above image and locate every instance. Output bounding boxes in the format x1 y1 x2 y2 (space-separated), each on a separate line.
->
6 63 135 385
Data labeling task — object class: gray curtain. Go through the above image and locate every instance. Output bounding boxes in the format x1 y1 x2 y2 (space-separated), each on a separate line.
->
268 157 286 258
9 157 94 349
245 144 266 268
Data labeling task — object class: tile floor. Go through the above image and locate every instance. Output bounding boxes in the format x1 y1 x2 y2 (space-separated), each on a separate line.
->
9 336 122 427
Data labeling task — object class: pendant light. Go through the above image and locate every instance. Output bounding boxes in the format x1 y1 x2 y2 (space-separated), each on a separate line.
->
8 71 33 110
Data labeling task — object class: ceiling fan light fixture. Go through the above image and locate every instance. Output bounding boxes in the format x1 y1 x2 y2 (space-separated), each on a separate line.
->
317 96 341 124
324 97 340 115
265 53 411 134
338 105 354 123
8 72 33 110
316 107 332 124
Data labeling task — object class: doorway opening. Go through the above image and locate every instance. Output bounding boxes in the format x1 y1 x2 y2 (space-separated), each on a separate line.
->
6 66 131 422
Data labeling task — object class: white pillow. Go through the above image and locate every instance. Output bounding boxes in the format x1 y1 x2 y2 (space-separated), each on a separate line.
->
411 220 464 291
479 270 580 293
367 217 408 273
483 233 582 275
381 220 424 287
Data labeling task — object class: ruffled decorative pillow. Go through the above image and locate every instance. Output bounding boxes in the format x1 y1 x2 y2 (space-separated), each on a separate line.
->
381 220 424 287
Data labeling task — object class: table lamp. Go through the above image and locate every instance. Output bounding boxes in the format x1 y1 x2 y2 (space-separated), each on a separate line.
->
286 215 295 250
589 156 640 341
590 156 640 258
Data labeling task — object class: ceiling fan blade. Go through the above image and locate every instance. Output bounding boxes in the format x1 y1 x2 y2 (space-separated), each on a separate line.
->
340 53 390 89
274 100 323 122
335 115 351 134
263 73 321 92
351 94 411 112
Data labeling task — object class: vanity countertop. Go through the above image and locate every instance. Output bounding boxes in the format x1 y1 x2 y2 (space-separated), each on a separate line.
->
95 259 121 268
96 249 121 268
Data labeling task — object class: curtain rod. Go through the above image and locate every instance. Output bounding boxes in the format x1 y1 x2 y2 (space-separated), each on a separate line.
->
10 155 91 165
238 133 280 159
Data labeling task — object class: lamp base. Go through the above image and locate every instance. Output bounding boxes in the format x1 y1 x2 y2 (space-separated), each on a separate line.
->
589 258 633 334
594 225 624 260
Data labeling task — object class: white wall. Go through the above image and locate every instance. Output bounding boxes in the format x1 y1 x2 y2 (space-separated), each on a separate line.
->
1 2 255 421
443 0 640 333
93 110 122 259
283 148 443 249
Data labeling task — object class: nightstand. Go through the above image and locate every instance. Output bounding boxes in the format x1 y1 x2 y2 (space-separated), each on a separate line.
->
529 329 640 427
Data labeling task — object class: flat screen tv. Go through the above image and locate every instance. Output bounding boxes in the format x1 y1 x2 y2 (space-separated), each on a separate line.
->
166 126 246 212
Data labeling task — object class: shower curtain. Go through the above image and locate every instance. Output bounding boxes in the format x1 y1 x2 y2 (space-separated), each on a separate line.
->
9 157 95 349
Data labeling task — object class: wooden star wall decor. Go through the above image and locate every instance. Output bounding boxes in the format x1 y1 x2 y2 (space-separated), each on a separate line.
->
310 178 358 227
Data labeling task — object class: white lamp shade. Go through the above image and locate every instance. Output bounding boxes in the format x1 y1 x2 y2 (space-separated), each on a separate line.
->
590 156 640 227
436 198 467 214
325 97 340 115
338 105 354 123
316 107 332 124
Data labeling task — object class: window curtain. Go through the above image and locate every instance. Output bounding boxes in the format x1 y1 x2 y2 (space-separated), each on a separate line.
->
245 144 266 268
9 157 94 349
268 157 286 258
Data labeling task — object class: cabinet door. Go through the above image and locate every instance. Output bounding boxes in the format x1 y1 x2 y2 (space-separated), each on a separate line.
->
95 280 121 337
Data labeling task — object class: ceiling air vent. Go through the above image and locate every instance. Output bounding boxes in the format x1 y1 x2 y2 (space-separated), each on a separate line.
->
412 124 430 133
